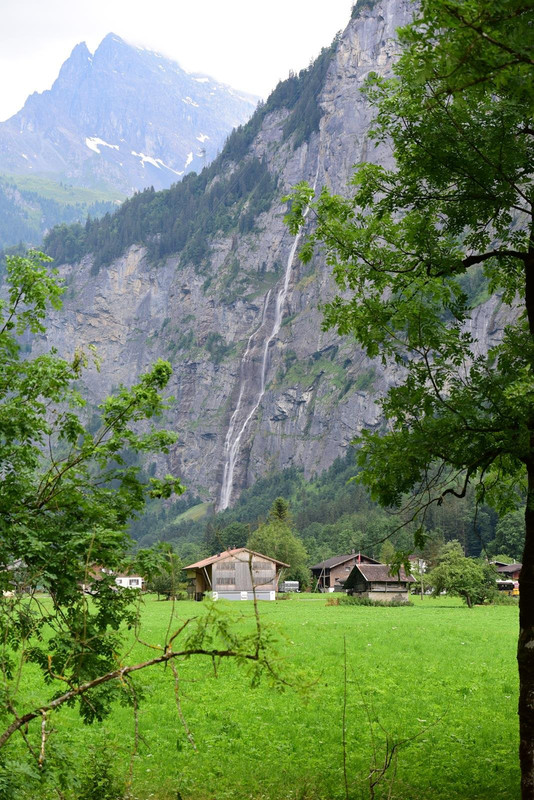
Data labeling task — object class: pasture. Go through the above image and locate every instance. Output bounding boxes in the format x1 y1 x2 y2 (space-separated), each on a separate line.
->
13 595 519 799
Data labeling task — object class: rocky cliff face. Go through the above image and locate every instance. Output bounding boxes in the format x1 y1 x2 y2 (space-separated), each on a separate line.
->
38 0 509 508
0 34 257 194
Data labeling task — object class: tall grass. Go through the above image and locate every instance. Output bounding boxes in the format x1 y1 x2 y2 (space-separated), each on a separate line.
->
8 595 519 799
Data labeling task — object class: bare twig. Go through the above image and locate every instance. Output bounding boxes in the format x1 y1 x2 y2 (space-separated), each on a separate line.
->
170 660 197 751
38 711 48 768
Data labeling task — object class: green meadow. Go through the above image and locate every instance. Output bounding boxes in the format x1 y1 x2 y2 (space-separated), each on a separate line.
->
14 595 518 800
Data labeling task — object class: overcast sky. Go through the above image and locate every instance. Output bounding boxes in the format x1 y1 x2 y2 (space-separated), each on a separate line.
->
0 0 354 121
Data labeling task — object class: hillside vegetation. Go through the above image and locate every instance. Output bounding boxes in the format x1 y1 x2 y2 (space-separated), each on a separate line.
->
128 451 519 568
0 174 120 249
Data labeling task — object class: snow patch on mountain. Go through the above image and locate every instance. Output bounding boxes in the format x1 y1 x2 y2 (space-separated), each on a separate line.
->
131 150 161 168
86 137 120 154
130 151 184 175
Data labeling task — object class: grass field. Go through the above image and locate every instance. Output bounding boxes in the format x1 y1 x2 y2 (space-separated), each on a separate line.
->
12 595 519 799
0 173 123 205
171 501 211 525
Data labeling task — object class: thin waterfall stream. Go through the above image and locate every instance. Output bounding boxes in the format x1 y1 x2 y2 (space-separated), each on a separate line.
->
218 171 318 510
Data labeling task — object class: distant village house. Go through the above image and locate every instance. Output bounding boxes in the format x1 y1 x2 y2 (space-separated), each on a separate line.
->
185 548 289 601
494 561 522 581
80 566 144 593
114 574 144 589
344 563 414 602
310 552 380 592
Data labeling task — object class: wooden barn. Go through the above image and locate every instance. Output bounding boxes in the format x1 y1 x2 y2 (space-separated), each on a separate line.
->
344 563 414 602
184 548 289 601
310 552 380 592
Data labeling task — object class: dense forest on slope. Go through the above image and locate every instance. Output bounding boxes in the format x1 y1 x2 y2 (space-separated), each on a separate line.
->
43 40 338 271
129 450 521 568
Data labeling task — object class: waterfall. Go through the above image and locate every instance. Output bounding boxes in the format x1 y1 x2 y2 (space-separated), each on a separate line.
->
218 171 318 511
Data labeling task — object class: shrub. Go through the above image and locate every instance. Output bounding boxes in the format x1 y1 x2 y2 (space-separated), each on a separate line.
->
488 592 519 606
77 747 124 800
327 595 412 607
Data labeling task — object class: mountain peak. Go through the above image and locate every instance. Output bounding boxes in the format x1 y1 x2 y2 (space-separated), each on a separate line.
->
53 40 92 86
71 41 91 58
94 33 129 56
0 29 258 196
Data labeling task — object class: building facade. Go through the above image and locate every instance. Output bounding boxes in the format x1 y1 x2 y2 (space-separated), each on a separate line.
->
310 553 380 592
185 548 289 601
344 563 414 602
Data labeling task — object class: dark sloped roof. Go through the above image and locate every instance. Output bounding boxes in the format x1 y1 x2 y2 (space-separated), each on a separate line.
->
311 553 380 570
352 564 415 583
496 563 522 574
185 547 289 570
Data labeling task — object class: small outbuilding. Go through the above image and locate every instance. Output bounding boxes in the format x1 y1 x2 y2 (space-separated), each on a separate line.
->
344 563 414 602
311 552 380 592
184 548 289 601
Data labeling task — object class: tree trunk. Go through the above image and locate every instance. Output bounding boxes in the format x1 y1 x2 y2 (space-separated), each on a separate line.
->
519 458 534 799
519 231 534 798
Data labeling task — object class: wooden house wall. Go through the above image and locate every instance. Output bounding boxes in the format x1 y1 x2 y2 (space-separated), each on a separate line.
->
330 561 358 588
314 556 379 589
368 581 405 592
212 554 278 592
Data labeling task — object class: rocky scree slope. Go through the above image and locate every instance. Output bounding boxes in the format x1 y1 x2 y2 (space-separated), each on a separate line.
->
38 0 508 509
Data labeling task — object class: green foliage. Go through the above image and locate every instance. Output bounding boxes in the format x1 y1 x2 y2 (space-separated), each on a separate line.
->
379 539 396 565
204 520 250 555
247 500 310 585
224 39 337 161
144 544 186 599
204 332 232 364
0 252 186 768
269 497 291 523
490 510 524 561
353 366 376 392
428 541 497 608
130 448 505 568
77 746 125 800
330 594 412 607
491 592 519 606
44 157 278 271
281 43 338 150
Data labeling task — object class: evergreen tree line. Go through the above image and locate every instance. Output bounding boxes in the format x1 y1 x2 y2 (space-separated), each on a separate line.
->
44 156 278 271
128 450 524 569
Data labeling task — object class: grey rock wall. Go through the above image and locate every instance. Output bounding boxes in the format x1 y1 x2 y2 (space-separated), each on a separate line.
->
38 0 509 507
